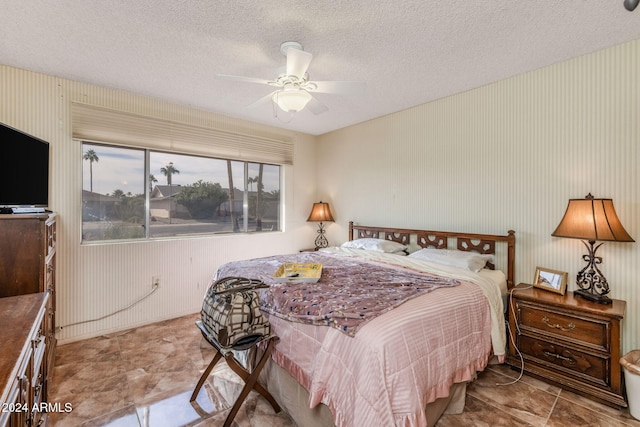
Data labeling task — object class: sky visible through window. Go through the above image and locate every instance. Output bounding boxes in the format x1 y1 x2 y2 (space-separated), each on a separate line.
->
82 144 280 196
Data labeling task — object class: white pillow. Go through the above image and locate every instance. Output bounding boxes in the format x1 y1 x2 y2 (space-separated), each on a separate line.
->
341 238 408 254
408 248 493 272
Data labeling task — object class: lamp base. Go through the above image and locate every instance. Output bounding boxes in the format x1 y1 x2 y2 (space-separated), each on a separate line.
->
573 289 612 305
313 222 329 251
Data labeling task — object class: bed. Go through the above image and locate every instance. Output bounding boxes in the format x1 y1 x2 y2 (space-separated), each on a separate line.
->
211 222 516 427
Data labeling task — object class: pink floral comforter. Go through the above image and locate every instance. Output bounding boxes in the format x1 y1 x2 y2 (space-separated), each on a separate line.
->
215 252 460 336
213 250 501 427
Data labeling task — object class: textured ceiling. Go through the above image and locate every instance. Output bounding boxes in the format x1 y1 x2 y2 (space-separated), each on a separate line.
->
1 1 639 135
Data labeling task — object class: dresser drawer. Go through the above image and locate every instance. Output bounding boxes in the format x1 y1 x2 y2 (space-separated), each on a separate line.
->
518 301 609 352
519 335 609 388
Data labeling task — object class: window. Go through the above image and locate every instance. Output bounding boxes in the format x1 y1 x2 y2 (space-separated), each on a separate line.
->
82 142 281 242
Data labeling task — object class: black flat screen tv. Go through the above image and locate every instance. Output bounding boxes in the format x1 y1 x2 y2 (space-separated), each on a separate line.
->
0 122 50 207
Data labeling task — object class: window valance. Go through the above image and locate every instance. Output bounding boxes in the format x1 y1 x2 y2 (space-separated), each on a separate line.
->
71 102 293 165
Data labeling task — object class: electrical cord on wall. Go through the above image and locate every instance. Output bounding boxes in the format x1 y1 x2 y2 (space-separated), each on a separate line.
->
57 283 159 331
496 284 533 386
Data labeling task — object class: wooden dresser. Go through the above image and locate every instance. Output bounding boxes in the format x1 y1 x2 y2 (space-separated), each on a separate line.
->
507 285 626 408
0 213 57 424
0 293 50 426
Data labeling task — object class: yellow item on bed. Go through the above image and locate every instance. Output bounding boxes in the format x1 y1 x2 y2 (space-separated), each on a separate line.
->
273 263 322 283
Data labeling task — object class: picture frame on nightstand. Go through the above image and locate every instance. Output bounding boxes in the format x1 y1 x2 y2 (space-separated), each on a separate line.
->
533 266 568 295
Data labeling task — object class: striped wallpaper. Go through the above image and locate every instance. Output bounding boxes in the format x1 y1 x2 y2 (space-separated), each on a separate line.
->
318 39 640 354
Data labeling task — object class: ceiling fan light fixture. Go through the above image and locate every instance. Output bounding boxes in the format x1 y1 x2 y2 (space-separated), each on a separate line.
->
219 41 363 118
273 88 312 113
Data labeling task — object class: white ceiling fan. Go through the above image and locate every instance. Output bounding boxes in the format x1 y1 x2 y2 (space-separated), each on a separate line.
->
217 41 366 116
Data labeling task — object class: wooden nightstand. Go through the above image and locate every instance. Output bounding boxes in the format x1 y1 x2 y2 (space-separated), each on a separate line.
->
507 284 626 408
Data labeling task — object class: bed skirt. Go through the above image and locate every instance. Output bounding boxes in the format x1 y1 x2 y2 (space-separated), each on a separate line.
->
258 358 467 427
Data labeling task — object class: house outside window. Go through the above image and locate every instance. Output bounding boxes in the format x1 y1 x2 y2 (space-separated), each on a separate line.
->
82 142 281 242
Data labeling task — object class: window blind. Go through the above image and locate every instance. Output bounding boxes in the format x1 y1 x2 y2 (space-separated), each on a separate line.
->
71 102 293 165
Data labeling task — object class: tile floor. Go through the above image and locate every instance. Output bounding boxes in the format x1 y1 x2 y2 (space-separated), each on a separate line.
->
48 313 640 426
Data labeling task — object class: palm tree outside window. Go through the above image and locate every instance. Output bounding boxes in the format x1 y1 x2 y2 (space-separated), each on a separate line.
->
160 162 180 224
83 149 99 192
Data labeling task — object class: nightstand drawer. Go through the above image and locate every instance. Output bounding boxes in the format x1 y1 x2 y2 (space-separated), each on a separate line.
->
518 302 609 351
507 286 626 409
520 335 608 387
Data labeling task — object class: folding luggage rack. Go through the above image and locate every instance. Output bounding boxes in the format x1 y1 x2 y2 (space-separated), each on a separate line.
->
190 320 281 427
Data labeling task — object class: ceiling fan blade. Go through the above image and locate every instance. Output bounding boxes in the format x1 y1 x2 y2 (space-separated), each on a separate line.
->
286 48 313 79
246 91 278 109
306 94 329 115
310 80 367 95
216 74 273 86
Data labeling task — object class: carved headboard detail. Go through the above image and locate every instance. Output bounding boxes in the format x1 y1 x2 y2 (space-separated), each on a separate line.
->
348 221 516 289
415 232 447 249
354 228 411 246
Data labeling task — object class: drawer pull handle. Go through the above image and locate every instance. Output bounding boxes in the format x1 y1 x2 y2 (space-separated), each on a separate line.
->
544 350 576 365
542 316 575 332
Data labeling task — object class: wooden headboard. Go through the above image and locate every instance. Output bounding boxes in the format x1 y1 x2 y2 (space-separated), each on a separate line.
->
348 221 516 289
